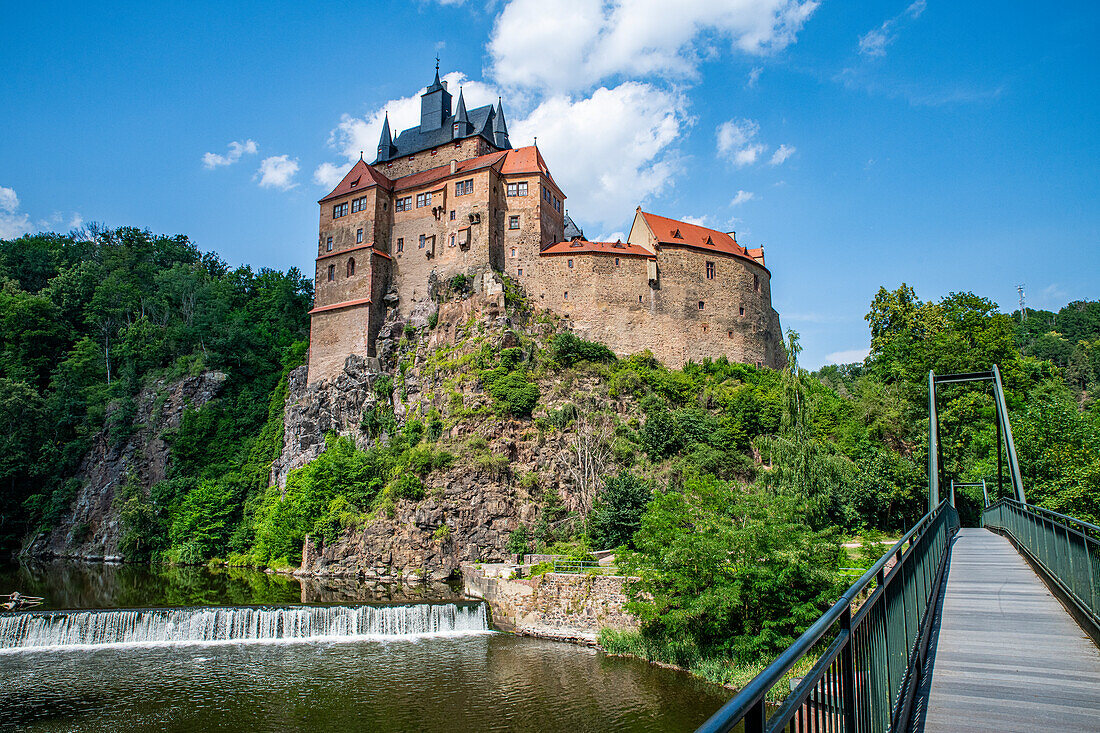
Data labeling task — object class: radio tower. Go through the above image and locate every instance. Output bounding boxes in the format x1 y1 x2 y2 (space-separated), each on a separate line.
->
1017 284 1027 324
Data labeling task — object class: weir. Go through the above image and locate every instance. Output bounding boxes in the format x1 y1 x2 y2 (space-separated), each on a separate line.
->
0 602 488 651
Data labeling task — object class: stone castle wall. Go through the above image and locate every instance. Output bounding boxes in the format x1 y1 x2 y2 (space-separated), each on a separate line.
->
463 566 638 644
376 136 491 179
522 245 786 370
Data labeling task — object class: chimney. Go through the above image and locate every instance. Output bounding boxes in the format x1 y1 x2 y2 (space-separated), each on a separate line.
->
450 159 458 175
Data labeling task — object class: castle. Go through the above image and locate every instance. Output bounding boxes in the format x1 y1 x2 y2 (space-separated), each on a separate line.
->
307 69 785 383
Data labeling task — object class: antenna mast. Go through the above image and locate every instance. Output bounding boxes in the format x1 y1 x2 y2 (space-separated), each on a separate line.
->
1017 284 1026 324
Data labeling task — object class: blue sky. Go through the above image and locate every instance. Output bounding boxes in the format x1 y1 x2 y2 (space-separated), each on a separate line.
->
1 0 1097 368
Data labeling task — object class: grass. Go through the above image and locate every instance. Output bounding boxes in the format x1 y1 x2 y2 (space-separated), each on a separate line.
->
597 628 818 702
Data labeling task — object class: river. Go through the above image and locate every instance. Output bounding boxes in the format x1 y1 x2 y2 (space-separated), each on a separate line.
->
0 561 730 732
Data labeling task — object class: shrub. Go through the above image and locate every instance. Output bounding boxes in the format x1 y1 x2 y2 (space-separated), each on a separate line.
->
506 525 530 555
550 332 616 367
487 370 539 417
590 472 652 549
640 405 682 458
389 472 425 501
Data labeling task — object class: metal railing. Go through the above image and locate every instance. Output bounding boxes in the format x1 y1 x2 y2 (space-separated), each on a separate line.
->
982 498 1100 627
697 500 959 733
551 560 619 575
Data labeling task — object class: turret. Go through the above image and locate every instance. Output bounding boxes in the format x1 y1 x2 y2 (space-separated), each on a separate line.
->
420 66 452 132
453 89 472 138
492 97 511 149
376 113 397 162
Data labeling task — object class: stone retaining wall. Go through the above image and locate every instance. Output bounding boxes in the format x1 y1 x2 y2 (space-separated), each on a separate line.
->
463 564 638 644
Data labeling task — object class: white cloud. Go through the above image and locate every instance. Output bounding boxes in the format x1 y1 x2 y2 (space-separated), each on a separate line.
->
597 230 628 242
0 186 32 239
858 1 926 57
825 348 869 365
717 118 767 167
202 139 258 169
730 190 756 206
326 72 502 166
679 215 709 226
68 213 83 229
255 155 299 190
488 0 819 93
313 162 346 190
747 66 763 88
511 82 687 229
769 143 796 165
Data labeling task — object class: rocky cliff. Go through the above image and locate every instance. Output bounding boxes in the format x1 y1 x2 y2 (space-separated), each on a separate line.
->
23 371 227 561
276 292 621 581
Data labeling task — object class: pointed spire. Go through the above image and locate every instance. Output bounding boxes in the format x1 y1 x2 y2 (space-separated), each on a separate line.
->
376 112 397 163
451 87 473 138
493 97 511 150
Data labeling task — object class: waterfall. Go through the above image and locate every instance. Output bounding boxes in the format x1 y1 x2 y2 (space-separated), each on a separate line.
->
0 603 488 651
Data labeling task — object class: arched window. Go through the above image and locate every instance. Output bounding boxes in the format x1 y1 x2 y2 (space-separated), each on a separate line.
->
327 264 335 282
347 258 355 277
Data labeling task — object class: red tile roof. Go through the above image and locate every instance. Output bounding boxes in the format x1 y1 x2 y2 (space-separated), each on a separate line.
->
500 146 564 196
391 150 509 192
640 211 764 267
318 159 393 203
541 239 654 258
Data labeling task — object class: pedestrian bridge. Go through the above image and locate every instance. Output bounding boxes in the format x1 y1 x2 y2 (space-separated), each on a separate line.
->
697 367 1100 732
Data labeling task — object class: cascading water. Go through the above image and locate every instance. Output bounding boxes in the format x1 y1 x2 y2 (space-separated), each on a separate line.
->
0 602 488 651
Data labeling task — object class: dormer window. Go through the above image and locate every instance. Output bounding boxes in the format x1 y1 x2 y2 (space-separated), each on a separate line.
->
705 236 714 246
350 176 361 188
453 123 460 136
673 229 682 239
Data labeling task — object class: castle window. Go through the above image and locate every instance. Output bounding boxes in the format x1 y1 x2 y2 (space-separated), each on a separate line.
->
706 261 715 279
506 182 528 197
325 237 333 252
356 229 363 244
351 195 369 213
511 247 516 257
753 274 760 292
450 233 456 247
509 215 520 230
456 179 473 196
347 258 355 277
739 306 745 316
419 234 426 249
615 257 620 266
450 210 456 221
383 202 388 211
518 268 523 276
453 124 459 136
333 202 348 218
416 192 431 208
639 295 643 303
728 330 734 338
397 238 403 252
568 259 573 268
698 301 705 310
395 196 412 212
327 264 335 282
702 323 708 333
564 291 568 300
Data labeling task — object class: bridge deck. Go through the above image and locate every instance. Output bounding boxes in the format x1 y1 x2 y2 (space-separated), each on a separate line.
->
915 528 1100 732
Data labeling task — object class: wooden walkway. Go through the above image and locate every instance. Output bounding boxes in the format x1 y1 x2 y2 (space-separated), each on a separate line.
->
912 528 1100 732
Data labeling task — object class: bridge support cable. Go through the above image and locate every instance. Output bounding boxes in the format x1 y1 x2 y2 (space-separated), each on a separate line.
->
695 502 960 733
983 499 1100 644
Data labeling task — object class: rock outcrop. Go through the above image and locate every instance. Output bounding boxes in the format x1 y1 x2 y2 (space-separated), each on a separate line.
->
23 370 227 561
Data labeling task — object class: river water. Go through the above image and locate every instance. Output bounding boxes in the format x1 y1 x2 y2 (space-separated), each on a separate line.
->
0 562 730 732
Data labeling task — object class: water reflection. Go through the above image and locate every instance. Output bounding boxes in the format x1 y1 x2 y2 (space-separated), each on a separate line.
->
0 634 730 732
0 561 460 611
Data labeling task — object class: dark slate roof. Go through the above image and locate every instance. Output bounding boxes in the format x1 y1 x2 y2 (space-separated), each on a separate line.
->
563 213 584 241
375 103 508 164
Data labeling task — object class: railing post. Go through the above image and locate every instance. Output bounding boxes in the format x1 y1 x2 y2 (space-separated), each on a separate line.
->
745 699 766 733
841 604 856 733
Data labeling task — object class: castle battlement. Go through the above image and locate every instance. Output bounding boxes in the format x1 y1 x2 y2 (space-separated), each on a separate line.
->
306 71 784 383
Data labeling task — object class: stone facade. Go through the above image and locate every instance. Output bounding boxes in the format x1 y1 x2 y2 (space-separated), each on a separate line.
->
307 73 784 384
463 565 638 644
